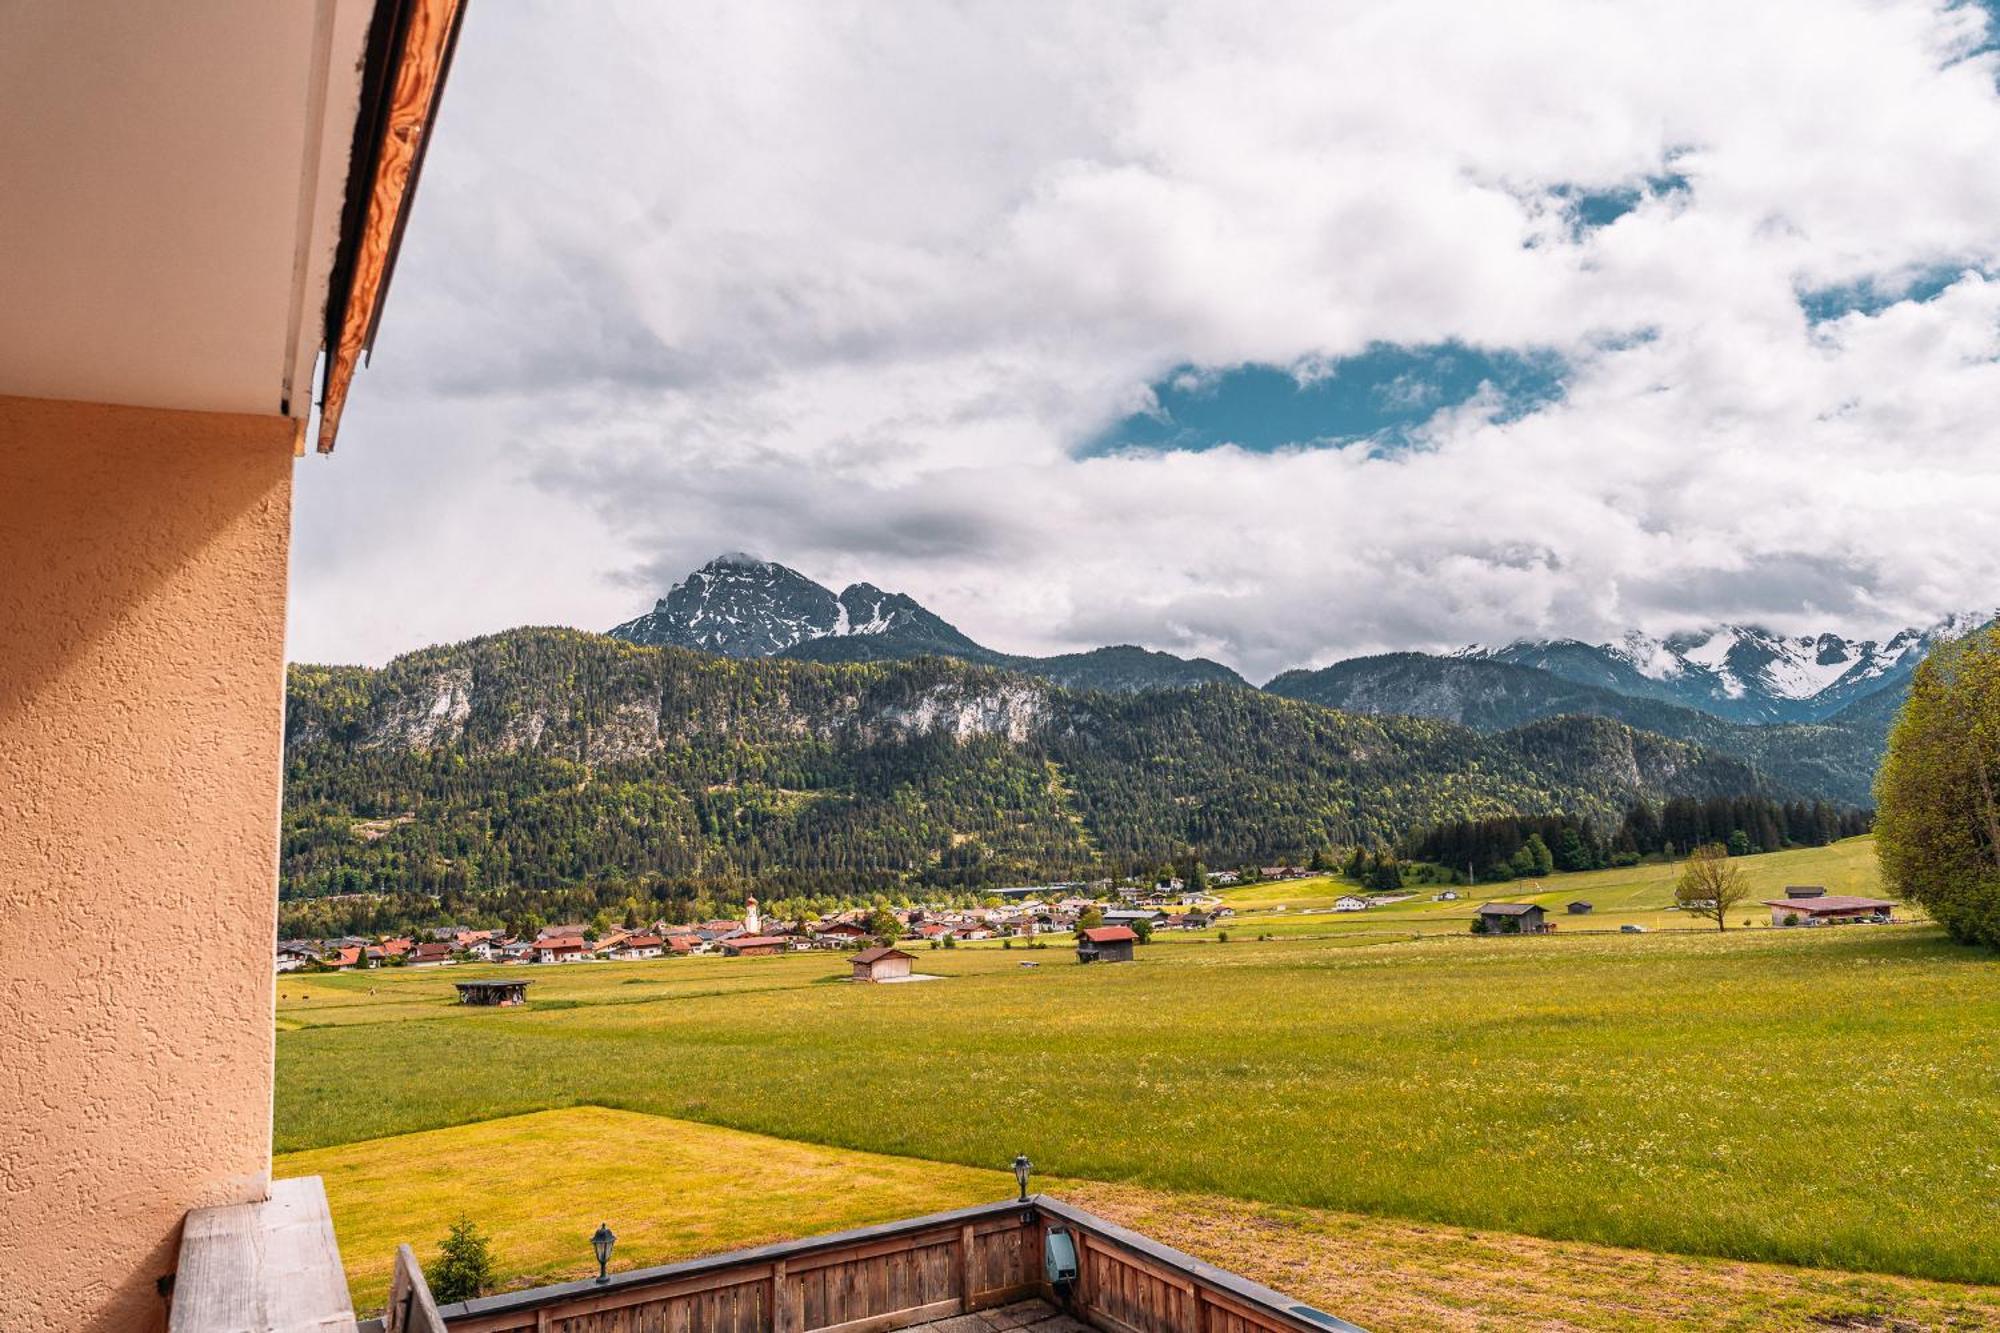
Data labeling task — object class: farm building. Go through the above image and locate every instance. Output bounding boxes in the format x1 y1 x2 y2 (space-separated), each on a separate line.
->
1784 885 1827 898
1077 925 1138 963
1334 895 1369 912
720 935 788 957
454 980 531 1007
850 946 917 982
1474 903 1550 934
1567 901 1593 915
1763 895 1894 926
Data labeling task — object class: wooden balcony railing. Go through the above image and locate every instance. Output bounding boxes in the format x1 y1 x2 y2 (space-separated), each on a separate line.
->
361 1196 1365 1333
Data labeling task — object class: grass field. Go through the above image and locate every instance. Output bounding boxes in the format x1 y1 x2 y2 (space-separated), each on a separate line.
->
280 1109 2000 1330
1203 837 1891 938
274 838 2000 1297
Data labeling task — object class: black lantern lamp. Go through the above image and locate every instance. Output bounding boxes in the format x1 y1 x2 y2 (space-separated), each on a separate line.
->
1012 1154 1033 1202
591 1222 617 1283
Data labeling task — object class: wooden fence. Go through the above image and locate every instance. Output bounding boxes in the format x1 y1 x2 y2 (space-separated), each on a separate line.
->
370 1198 1363 1333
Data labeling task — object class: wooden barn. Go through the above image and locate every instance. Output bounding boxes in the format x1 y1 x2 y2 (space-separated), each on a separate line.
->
454 980 530 1007
850 946 917 982
1474 902 1550 934
1077 925 1138 964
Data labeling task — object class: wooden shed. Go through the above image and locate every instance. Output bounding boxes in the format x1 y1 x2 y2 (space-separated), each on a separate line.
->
1474 902 1549 934
1077 925 1138 964
850 946 916 982
454 980 530 1007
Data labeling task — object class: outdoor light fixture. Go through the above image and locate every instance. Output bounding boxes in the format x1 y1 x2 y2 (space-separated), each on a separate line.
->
1013 1154 1033 1202
591 1222 616 1283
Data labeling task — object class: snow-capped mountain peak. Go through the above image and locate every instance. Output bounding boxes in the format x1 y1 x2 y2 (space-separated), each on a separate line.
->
1469 615 1978 723
608 557 966 659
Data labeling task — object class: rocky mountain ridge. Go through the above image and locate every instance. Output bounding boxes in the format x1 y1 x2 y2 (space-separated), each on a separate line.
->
282 627 1801 902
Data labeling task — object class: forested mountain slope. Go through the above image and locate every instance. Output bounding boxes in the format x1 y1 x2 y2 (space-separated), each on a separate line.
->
283 629 1779 906
1265 652 1883 804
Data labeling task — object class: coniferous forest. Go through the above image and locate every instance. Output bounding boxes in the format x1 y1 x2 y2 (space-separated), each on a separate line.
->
1405 797 1871 884
279 627 1853 934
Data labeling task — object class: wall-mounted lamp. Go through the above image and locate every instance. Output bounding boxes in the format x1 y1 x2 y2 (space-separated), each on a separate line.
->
591 1222 617 1284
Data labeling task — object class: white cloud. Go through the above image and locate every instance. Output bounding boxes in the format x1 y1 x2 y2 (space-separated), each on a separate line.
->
291 0 2000 679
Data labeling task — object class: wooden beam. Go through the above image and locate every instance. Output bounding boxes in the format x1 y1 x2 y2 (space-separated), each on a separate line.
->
168 1177 355 1333
316 0 465 454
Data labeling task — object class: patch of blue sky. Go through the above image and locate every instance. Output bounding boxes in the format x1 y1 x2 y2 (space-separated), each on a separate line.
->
1797 263 1985 323
1548 171 1690 238
1083 343 1567 457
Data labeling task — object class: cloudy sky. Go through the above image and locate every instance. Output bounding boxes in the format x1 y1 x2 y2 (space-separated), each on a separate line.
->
292 0 2000 681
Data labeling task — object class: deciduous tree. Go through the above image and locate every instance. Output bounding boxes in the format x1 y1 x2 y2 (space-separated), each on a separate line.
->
1876 625 2000 947
1674 843 1748 931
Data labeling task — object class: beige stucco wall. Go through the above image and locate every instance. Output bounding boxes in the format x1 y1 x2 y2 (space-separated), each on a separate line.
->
0 394 295 1333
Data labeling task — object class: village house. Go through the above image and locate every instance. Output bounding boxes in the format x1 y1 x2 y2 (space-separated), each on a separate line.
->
609 933 665 960
1334 895 1369 912
1763 894 1895 926
275 944 317 972
1077 925 1139 963
408 941 453 966
532 937 592 964
850 946 918 982
1474 902 1551 934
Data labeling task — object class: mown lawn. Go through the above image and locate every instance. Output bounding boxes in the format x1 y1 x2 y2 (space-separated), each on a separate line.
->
278 1108 1008 1311
276 911 2000 1287
283 1108 2000 1331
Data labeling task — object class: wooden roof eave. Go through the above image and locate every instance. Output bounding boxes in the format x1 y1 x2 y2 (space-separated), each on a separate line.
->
313 0 468 455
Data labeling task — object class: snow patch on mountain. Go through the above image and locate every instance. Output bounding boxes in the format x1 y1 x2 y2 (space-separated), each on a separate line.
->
608 557 935 657
1468 615 1979 723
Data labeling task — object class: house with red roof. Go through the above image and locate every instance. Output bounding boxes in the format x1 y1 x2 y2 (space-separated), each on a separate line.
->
1076 925 1138 964
1763 894 1895 927
532 937 592 964
719 936 787 957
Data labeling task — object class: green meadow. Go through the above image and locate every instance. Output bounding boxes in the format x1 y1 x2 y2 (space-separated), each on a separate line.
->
276 838 2000 1292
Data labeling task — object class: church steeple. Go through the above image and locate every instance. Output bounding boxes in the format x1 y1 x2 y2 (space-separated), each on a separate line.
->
744 894 760 934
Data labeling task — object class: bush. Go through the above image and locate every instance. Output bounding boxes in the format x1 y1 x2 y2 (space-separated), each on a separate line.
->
426 1214 496 1304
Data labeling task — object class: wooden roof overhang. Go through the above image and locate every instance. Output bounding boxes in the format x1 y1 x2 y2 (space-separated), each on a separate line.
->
314 0 469 454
